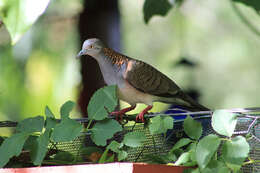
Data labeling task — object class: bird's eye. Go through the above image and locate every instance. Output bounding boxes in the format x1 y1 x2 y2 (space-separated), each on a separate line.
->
89 45 93 49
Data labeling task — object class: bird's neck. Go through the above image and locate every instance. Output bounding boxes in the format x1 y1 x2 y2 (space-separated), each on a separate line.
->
94 48 128 85
101 48 128 66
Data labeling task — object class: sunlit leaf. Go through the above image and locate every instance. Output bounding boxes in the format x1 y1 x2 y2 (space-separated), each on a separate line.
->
212 110 237 137
118 150 128 161
222 136 249 171
0 0 50 44
196 134 221 170
88 85 118 121
107 140 121 153
184 115 202 140
91 119 122 146
148 115 173 135
175 152 191 165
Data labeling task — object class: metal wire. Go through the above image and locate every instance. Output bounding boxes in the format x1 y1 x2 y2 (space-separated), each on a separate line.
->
1 107 260 172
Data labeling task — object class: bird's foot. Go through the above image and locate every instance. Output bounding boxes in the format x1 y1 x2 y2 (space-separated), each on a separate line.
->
136 105 153 123
111 105 136 121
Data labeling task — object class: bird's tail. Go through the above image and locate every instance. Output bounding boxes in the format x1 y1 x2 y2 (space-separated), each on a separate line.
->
176 91 210 112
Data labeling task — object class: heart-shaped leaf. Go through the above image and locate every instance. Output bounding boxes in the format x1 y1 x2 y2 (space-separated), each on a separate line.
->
51 118 83 142
222 136 249 171
212 110 237 137
0 132 29 167
60 101 75 120
30 129 51 165
184 115 202 140
0 0 50 44
196 134 221 170
16 116 44 133
91 119 122 146
123 131 146 147
148 115 174 134
88 85 118 121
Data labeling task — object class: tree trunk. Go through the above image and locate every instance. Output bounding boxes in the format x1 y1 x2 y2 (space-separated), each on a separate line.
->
78 0 120 116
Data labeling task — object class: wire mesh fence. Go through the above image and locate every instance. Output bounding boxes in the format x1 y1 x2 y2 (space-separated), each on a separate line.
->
0 108 260 172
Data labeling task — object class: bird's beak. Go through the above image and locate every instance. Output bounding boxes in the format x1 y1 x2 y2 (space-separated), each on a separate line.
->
76 50 87 59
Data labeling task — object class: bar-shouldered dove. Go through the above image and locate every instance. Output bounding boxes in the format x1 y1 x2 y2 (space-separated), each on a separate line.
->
77 38 209 122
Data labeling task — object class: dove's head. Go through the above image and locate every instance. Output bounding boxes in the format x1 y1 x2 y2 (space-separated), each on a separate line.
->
77 38 105 58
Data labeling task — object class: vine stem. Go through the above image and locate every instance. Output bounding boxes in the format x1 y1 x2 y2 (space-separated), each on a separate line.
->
243 157 260 165
85 119 94 132
230 0 260 37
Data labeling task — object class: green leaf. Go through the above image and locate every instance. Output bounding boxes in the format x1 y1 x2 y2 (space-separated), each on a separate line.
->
107 140 121 153
212 110 237 137
183 168 200 173
98 148 109 163
45 106 55 118
170 138 192 152
187 143 197 162
60 101 75 120
53 151 75 162
51 118 83 142
148 115 174 135
145 154 174 164
45 117 58 129
123 131 146 147
143 0 172 24
79 147 103 156
0 0 50 44
222 136 249 171
106 154 115 163
183 115 202 140
118 150 128 161
23 135 38 150
30 129 51 165
175 152 191 165
201 160 231 173
0 132 29 167
88 85 118 121
91 119 122 146
233 0 260 12
16 116 44 133
196 134 221 170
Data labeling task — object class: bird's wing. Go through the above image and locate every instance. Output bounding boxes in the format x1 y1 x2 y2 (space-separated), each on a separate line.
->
124 59 181 98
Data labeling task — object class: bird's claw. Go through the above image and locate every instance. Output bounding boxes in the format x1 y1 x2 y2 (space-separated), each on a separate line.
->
110 111 125 122
135 105 153 123
135 113 145 123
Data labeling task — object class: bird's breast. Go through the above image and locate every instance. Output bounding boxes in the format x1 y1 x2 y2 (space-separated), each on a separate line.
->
117 80 155 106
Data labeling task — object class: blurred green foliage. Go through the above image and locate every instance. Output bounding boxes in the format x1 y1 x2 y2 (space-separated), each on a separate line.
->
0 0 50 44
0 0 260 134
121 0 260 110
0 0 82 129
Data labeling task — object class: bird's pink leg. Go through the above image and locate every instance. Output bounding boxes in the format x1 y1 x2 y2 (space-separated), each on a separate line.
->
111 105 136 121
136 105 153 123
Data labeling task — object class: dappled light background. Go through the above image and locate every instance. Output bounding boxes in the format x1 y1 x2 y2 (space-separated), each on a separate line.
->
1 0 260 132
